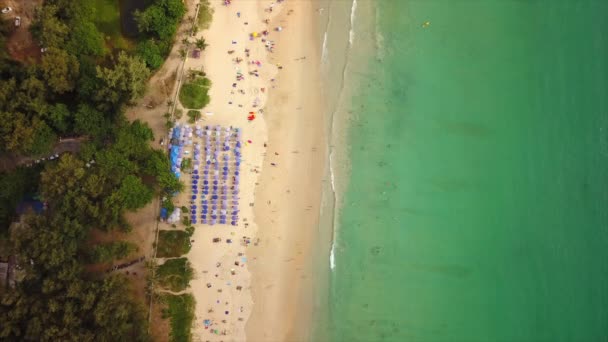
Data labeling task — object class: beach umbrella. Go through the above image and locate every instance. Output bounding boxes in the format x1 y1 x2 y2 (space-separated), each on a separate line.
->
231 221 236 226
191 195 197 200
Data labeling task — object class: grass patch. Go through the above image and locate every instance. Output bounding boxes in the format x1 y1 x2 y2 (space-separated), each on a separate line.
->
157 230 191 258
187 110 201 123
156 257 193 292
179 77 211 109
197 0 214 30
91 0 134 51
161 294 195 342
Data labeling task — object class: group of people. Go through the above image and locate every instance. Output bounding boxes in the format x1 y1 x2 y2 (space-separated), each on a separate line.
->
194 0 288 340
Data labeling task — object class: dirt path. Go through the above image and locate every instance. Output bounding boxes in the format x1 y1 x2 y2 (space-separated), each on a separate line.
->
2 0 43 63
0 138 85 172
123 1 201 338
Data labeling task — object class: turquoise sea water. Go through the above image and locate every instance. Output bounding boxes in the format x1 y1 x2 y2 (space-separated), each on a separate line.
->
319 1 608 341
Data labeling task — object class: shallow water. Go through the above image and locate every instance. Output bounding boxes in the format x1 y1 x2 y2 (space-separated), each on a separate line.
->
318 0 608 341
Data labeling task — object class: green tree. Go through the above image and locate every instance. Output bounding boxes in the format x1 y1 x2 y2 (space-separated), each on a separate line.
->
40 48 80 94
144 149 183 193
28 118 57 155
45 103 71 133
134 0 186 40
0 216 149 341
95 52 150 108
118 175 153 210
91 241 138 263
136 39 164 69
195 37 208 50
0 111 34 153
67 19 105 57
16 76 48 116
31 5 68 48
73 104 107 138
178 48 187 60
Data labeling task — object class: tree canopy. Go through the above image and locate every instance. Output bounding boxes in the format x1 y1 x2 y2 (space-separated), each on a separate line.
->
95 52 150 109
40 47 80 94
0 216 149 341
134 0 186 40
0 0 186 338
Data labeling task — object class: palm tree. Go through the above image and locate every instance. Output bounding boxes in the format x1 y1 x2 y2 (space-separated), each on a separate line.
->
178 48 187 60
195 37 208 50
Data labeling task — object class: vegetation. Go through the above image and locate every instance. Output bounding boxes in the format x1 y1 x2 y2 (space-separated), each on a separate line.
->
179 77 211 109
0 215 149 340
0 0 186 338
40 121 179 231
134 0 186 70
161 294 195 342
156 230 192 258
0 167 42 234
90 0 132 50
197 0 214 30
156 258 194 292
187 110 201 123
95 52 151 109
90 241 138 263
195 37 208 50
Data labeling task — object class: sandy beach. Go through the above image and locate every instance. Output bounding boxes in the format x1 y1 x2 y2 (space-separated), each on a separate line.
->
169 1 326 341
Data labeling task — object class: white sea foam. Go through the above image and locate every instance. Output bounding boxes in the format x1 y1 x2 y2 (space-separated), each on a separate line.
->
329 244 336 269
348 0 358 45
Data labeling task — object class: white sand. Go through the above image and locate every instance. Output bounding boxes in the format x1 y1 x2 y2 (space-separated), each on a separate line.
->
164 1 325 341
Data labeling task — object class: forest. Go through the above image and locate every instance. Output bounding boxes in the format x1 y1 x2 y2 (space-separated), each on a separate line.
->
0 0 186 339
